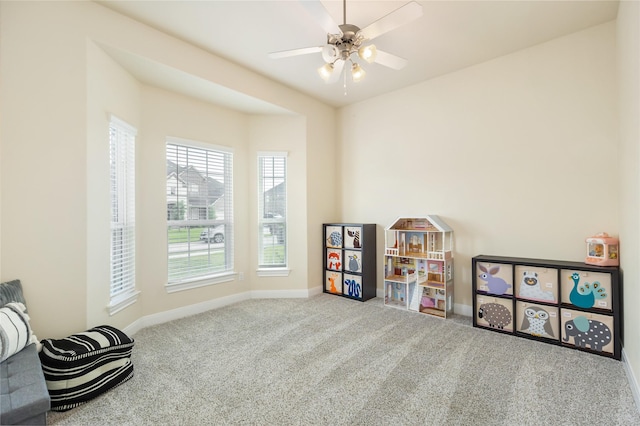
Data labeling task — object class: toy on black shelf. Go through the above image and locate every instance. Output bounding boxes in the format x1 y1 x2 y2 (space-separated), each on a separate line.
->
585 232 619 266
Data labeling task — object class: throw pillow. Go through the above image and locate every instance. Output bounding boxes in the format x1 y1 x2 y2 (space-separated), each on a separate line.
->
0 279 28 311
0 302 33 362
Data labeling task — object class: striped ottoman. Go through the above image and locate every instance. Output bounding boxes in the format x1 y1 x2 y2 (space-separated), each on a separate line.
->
39 325 134 411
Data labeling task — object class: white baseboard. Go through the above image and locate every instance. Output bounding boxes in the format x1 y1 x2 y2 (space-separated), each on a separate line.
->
123 291 251 336
123 288 319 336
622 348 640 413
454 303 473 317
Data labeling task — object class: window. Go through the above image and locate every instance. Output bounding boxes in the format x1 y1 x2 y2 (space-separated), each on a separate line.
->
109 116 138 314
258 152 287 270
167 138 234 289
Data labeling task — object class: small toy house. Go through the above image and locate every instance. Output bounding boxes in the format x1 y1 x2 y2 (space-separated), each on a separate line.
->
585 232 619 266
383 216 454 318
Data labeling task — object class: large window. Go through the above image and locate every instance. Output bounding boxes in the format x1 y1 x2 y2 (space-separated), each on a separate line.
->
109 116 137 313
167 139 233 288
258 152 287 269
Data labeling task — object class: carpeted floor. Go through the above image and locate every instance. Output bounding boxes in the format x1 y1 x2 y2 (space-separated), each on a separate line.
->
47 294 640 425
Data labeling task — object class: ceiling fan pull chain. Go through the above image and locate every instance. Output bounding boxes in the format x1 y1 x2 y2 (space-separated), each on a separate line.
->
344 69 348 96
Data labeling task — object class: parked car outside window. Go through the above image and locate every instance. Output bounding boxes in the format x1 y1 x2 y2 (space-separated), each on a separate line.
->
200 225 224 243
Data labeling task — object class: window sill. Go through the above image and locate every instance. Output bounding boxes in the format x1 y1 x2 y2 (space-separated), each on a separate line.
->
108 290 140 316
166 272 235 293
256 268 290 277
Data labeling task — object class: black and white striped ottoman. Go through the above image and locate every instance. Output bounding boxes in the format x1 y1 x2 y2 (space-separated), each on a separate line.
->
38 325 134 411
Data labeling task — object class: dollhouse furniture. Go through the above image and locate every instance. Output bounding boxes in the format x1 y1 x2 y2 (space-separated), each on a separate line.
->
472 255 622 360
323 223 377 301
383 216 454 318
585 232 619 266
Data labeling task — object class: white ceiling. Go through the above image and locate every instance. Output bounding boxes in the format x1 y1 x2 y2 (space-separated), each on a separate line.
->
97 0 619 110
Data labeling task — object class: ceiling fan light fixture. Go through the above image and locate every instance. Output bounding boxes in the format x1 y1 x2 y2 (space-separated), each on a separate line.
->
318 62 334 81
351 62 366 82
358 44 377 63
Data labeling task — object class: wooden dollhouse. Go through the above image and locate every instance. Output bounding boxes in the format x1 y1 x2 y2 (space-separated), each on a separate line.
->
383 216 454 318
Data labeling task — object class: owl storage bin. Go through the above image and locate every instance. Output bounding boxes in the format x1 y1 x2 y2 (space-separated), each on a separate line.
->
561 308 614 355
561 269 612 311
515 301 559 341
325 271 342 295
476 262 513 296
514 265 558 303
475 295 514 332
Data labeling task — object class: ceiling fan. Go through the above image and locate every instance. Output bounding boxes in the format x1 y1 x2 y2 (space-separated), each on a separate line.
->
268 0 423 84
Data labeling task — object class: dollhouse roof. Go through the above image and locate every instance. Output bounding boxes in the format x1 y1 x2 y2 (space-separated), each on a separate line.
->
386 215 453 232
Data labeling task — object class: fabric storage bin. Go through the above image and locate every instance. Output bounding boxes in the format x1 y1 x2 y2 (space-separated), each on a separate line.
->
560 308 614 355
514 265 558 303
561 269 613 311
515 301 559 341
475 295 514 332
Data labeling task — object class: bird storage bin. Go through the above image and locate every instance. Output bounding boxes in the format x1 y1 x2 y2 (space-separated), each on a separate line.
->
561 269 612 311
515 301 559 341
475 295 514 332
514 265 558 303
475 262 513 296
561 308 614 355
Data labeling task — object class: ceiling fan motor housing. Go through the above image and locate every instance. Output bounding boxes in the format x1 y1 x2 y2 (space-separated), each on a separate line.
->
325 23 366 62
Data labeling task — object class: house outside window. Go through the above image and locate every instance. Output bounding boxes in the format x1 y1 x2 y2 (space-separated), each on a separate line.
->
166 138 234 289
109 116 139 314
258 152 287 272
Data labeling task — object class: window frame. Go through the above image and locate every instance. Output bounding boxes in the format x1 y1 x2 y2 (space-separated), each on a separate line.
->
166 137 234 291
257 151 289 275
108 115 139 315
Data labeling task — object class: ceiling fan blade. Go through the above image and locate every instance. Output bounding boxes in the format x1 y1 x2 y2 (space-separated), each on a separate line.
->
268 46 323 59
326 59 345 84
359 1 423 41
374 49 408 70
300 0 341 35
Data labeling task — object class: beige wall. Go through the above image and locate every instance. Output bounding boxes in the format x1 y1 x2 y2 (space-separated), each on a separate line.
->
0 0 637 401
87 39 143 331
338 22 618 314
617 0 640 401
0 1 335 339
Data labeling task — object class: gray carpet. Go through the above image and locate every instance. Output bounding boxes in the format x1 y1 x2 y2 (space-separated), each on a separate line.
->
48 294 640 425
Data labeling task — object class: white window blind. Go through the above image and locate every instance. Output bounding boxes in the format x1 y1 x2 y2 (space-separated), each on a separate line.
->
167 139 234 285
258 152 287 268
109 116 136 307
